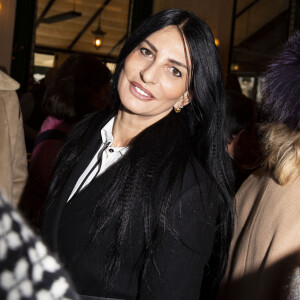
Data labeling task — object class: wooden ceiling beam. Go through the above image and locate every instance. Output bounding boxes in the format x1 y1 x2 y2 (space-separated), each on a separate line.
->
108 0 133 56
35 45 117 62
36 0 57 27
237 9 289 48
68 0 111 50
236 0 260 18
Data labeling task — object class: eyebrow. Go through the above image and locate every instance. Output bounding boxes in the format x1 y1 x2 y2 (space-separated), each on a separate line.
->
144 40 157 52
168 58 187 69
144 39 187 70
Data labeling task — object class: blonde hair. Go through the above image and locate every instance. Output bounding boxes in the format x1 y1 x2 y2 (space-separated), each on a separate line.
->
260 123 300 185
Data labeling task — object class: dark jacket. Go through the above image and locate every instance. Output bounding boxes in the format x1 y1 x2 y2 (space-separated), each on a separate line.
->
42 111 219 300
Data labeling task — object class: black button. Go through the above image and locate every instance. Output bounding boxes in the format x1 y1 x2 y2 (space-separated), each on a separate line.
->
108 148 114 153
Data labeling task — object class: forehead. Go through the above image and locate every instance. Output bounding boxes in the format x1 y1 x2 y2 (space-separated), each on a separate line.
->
147 25 181 39
144 25 191 64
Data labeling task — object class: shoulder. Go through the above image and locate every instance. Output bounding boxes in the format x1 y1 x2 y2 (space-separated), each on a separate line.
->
0 89 20 116
176 153 219 216
167 153 219 254
57 110 112 156
182 153 215 191
172 152 219 226
0 89 21 129
68 110 112 140
234 172 300 258
236 171 300 214
52 111 114 176
39 116 69 133
0 71 19 91
155 149 217 202
0 72 20 118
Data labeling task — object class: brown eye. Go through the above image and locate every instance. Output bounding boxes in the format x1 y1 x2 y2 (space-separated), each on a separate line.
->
170 67 182 77
140 47 152 57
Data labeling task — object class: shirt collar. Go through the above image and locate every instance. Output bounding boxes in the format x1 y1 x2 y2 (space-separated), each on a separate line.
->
100 116 128 155
101 116 115 145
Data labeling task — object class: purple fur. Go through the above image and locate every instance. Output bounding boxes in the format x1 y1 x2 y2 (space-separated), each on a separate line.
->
262 31 300 129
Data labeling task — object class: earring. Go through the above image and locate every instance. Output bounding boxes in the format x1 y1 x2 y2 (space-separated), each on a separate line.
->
174 106 181 113
174 99 184 113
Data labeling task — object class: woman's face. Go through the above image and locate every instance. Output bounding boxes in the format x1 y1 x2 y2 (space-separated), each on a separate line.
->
118 25 191 120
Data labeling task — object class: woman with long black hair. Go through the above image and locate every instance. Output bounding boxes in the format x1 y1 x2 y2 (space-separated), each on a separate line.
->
42 9 234 300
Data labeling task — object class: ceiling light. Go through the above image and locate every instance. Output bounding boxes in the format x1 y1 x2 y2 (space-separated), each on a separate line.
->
92 14 106 50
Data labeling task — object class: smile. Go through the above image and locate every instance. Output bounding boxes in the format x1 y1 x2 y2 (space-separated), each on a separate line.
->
135 85 150 97
130 82 155 100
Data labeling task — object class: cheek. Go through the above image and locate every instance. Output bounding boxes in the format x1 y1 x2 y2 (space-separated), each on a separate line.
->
123 52 137 77
117 69 126 95
118 59 134 91
161 78 186 101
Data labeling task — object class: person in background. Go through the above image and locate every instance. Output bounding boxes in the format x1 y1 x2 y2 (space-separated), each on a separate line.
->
20 68 56 153
225 90 260 191
0 192 80 300
219 31 300 300
19 54 111 229
42 9 234 300
0 68 28 207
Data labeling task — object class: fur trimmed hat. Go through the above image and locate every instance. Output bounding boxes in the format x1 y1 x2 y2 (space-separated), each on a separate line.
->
262 31 300 129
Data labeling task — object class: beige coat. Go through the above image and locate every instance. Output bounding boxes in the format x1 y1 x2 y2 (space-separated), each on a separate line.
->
0 70 27 206
219 171 300 300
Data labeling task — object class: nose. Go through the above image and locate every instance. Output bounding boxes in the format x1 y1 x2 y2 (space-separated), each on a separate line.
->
139 62 158 84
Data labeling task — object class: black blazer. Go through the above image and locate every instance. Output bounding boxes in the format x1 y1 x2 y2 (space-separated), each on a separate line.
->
42 112 219 300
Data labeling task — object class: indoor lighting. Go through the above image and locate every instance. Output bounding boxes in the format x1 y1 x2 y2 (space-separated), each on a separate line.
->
233 64 239 71
214 38 220 47
92 14 106 50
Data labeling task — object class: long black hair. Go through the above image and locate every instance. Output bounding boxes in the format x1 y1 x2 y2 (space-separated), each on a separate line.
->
111 8 234 291
46 8 234 297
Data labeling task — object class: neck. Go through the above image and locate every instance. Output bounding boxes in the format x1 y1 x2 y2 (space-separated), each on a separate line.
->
112 107 171 147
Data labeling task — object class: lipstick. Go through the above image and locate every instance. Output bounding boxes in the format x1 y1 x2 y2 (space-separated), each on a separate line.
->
130 82 155 100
